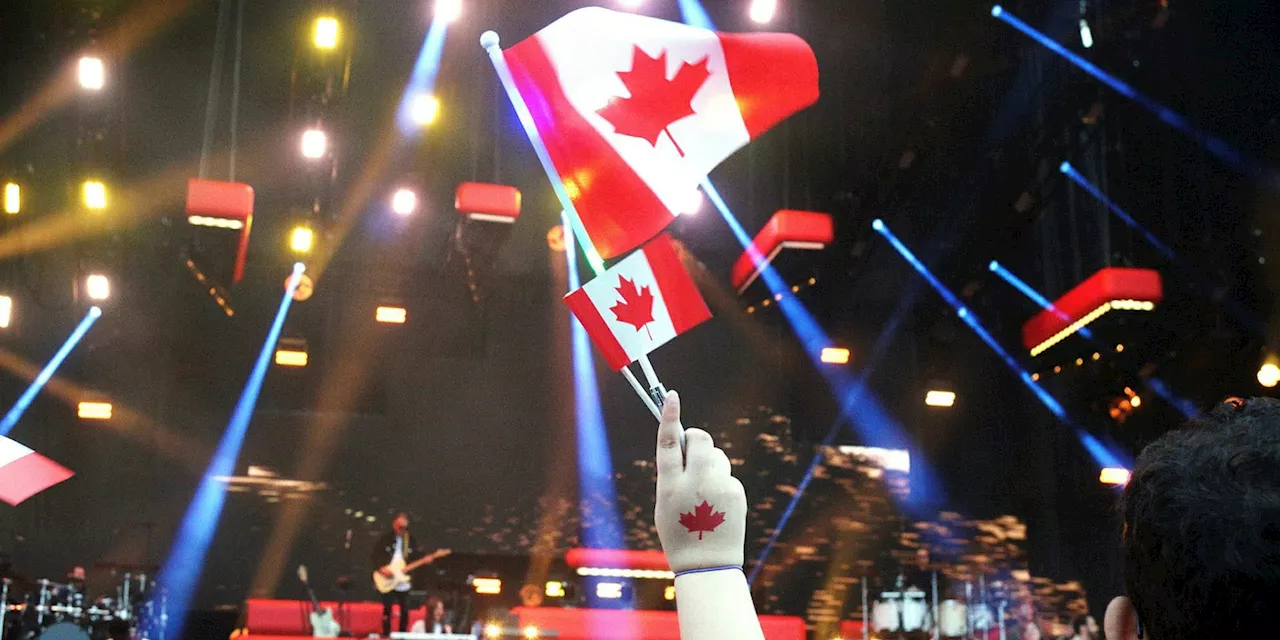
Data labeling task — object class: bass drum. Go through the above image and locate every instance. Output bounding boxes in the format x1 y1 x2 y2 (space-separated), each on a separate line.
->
39 622 90 640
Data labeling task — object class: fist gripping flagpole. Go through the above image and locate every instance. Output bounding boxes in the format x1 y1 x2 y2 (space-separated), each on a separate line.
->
482 31 667 419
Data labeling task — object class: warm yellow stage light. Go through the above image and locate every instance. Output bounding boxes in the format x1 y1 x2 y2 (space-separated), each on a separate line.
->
595 582 624 599
313 17 339 49
1100 467 1131 486
925 390 956 407
483 624 502 639
78 56 105 90
300 128 328 159
391 188 418 215
411 94 440 127
1258 362 1280 388
274 349 309 367
0 295 12 329
544 581 565 598
664 585 676 601
820 347 850 364
290 226 314 254
375 306 407 324
749 0 778 24
82 180 106 210
522 626 539 639
4 183 19 214
78 401 113 420
85 274 110 301
473 577 502 595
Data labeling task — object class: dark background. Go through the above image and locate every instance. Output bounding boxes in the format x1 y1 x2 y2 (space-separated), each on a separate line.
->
0 0 1277 625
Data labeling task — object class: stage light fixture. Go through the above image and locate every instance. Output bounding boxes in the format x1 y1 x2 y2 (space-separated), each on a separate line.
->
375 306 407 324
1100 467 1131 486
473 577 502 595
749 0 778 24
676 188 703 215
85 274 110 301
0 295 12 328
313 17 339 50
925 390 956 407
272 345 307 366
410 94 440 127
187 215 244 230
1130 394 1141 408
664 585 676 601
619 0 643 7
391 188 418 216
78 401 113 420
820 347 850 365
436 0 462 23
483 624 502 639
595 582 624 599
290 226 314 254
78 56 105 90
82 180 106 210
1258 362 1280 388
1078 19 1094 48
544 581 565 598
300 128 327 159
4 183 19 214
522 626 539 640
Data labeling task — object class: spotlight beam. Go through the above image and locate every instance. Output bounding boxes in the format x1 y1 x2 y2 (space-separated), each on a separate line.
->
676 0 716 29
397 18 452 133
0 307 102 437
153 264 305 640
874 220 1067 419
988 260 1092 339
991 5 1280 194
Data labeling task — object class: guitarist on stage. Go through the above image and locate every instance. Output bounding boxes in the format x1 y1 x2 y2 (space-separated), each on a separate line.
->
371 512 421 636
371 512 449 637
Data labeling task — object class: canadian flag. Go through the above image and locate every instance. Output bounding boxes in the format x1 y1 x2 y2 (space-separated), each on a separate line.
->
565 234 712 370
501 7 819 259
0 435 74 506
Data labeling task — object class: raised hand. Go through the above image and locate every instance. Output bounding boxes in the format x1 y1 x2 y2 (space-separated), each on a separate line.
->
654 390 746 574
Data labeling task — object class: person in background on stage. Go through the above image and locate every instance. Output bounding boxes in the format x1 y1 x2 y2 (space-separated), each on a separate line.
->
1104 397 1280 640
1012 600 1043 640
1070 614 1099 640
654 391 763 640
409 596 451 634
372 512 420 637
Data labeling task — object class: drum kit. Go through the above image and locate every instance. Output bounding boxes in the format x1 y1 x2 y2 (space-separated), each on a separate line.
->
861 572 1009 640
1 568 167 640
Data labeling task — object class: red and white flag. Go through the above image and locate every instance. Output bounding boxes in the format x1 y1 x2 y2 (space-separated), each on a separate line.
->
501 7 819 259
0 435 74 506
565 235 712 370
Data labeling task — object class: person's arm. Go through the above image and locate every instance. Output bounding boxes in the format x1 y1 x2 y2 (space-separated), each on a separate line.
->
654 391 764 640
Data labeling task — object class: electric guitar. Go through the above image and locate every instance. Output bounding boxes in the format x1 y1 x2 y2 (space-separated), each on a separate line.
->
296 565 341 638
372 548 452 594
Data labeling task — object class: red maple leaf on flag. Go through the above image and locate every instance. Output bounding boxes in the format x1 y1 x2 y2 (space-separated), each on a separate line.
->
610 276 656 339
597 46 711 157
678 500 726 541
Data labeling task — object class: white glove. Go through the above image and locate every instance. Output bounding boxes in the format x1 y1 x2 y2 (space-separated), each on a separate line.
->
655 391 747 574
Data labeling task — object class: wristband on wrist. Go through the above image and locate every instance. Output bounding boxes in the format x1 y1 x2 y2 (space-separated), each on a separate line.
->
674 565 744 578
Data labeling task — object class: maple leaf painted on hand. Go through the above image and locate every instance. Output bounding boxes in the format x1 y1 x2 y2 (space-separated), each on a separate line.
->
610 276 656 339
597 46 711 157
678 500 726 541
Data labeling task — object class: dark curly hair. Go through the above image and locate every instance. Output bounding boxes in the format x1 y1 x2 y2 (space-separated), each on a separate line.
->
1120 397 1280 640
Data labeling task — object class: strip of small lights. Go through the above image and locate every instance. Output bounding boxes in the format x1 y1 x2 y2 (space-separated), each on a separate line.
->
575 567 675 580
1029 299 1155 357
745 277 818 314
187 215 245 230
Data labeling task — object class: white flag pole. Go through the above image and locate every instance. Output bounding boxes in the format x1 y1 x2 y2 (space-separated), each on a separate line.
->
622 367 662 420
484 30 667 414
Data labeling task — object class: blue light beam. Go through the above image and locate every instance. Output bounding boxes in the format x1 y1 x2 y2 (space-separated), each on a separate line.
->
396 18 451 134
677 0 716 30
992 6 1280 194
0 307 101 437
153 263 305 640
564 216 625 550
988 260 1093 340
874 219 1067 420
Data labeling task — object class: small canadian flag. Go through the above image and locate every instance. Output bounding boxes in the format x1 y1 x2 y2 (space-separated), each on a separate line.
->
564 234 712 370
